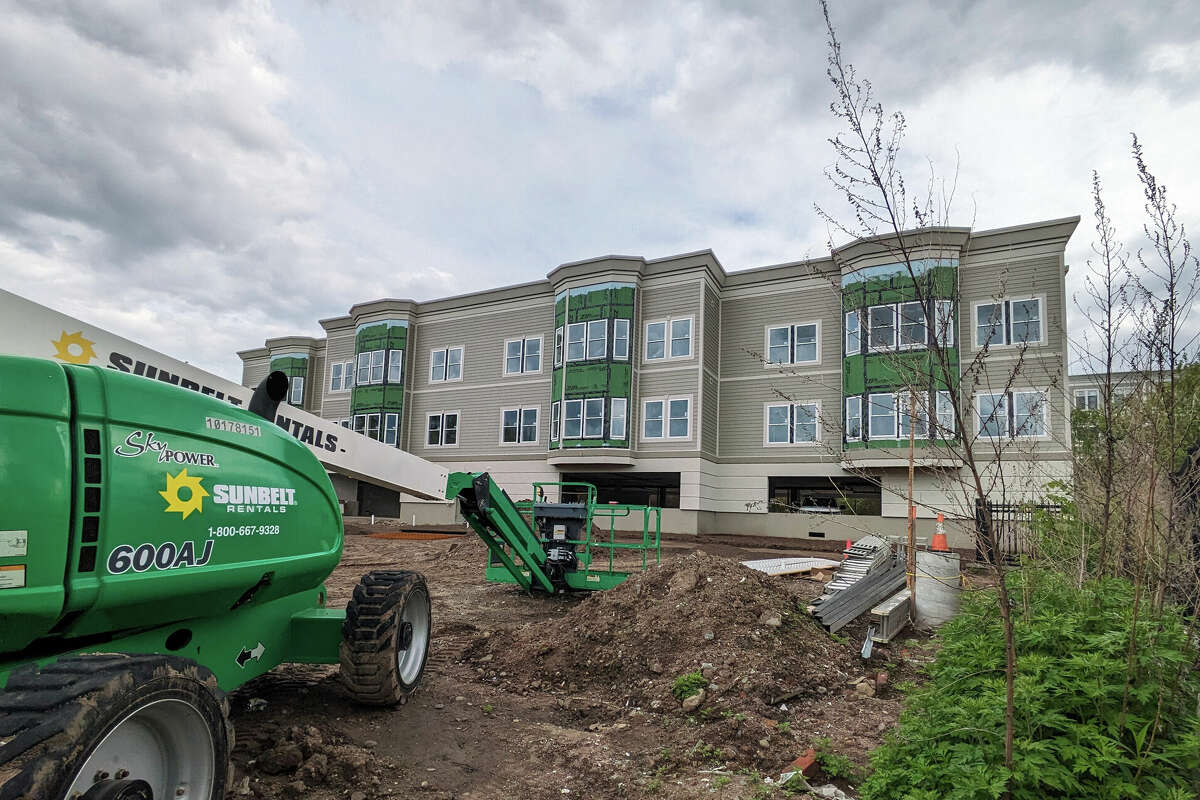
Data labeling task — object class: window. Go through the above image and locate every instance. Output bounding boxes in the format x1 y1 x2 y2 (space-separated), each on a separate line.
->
899 302 927 348
426 412 459 446
641 397 692 440
330 361 350 392
505 336 541 375
353 415 366 435
564 400 583 438
566 323 586 361
670 318 692 358
765 402 820 445
645 322 666 360
554 328 564 367
383 413 399 445
365 413 380 441
643 400 663 439
868 393 896 438
610 398 627 440
356 352 371 386
933 300 954 347
339 419 351 428
935 391 955 436
1013 390 1047 437
289 376 304 405
977 393 1008 438
501 408 539 444
868 305 897 350
1074 388 1100 410
646 317 694 361
343 360 354 389
369 350 385 384
845 310 861 355
387 350 403 383
584 398 605 438
430 346 464 382
896 391 929 439
550 401 560 442
583 320 604 360
974 298 1044 348
613 319 630 360
766 323 820 366
845 396 862 441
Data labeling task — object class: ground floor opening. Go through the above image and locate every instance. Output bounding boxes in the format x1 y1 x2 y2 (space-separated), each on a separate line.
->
561 471 682 508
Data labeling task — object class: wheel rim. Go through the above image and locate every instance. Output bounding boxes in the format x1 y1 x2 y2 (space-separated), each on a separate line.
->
67 698 215 800
397 587 430 685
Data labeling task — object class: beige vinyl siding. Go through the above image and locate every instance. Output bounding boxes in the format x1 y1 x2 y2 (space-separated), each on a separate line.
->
635 369 701 454
703 284 720 375
308 352 324 413
640 278 703 327
320 329 355 421
408 384 549 459
412 300 553 390
719 284 841 380
241 356 269 389
701 372 719 456
718 373 842 461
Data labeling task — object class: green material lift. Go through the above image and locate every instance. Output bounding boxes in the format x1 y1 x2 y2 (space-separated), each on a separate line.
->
447 473 662 593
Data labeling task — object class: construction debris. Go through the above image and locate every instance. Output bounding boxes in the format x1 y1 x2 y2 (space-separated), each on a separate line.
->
809 537 907 633
869 589 912 643
740 556 840 576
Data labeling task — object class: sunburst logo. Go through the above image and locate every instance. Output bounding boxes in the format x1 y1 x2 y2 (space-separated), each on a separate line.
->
160 469 209 520
51 331 97 365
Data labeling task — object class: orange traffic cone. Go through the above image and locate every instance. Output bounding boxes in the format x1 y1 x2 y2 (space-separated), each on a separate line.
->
931 513 949 552
844 538 853 560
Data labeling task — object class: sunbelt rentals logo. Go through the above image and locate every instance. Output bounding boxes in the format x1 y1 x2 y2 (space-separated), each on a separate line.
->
160 469 209 519
52 331 97 364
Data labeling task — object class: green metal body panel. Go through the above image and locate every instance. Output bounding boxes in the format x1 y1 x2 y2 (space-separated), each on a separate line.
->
0 355 346 692
0 586 343 691
484 564 630 591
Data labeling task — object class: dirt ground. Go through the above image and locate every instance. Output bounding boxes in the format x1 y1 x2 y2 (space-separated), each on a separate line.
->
226 528 937 800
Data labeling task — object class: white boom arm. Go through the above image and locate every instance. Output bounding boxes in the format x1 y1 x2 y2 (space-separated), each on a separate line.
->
0 288 449 501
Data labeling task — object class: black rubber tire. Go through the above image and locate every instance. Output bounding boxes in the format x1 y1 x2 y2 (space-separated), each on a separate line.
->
0 653 231 800
339 570 431 706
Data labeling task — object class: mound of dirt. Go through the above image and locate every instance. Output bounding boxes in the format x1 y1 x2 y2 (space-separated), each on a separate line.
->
470 549 860 715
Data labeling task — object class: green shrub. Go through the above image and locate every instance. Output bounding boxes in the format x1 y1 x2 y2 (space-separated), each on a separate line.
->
862 570 1200 800
813 736 863 783
672 670 709 701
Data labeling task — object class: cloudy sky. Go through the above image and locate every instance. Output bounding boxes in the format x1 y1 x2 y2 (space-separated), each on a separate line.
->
3 0 1198 379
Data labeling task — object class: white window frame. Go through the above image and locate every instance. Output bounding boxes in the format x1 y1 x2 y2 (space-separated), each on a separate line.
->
972 296 1046 350
563 399 583 439
976 390 1048 439
550 401 560 442
763 401 821 446
365 412 381 441
583 397 605 439
499 407 540 445
429 346 465 383
613 319 630 361
369 350 385 384
586 320 608 361
845 310 861 356
845 396 863 441
566 322 586 362
357 350 387 386
329 361 345 392
1074 387 1100 411
642 399 664 440
641 395 692 441
504 336 543 376
867 392 897 439
356 352 371 386
763 322 821 367
383 412 399 446
644 316 695 362
289 375 304 406
935 390 956 437
898 301 928 350
896 390 930 439
866 304 898 352
352 415 366 435
610 397 628 440
426 411 460 447
933 300 955 348
554 327 564 367
387 349 403 383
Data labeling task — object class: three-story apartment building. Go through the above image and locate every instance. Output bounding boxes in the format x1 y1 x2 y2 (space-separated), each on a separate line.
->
239 217 1078 549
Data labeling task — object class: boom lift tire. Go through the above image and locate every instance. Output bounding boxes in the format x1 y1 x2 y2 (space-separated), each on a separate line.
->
0 653 231 800
339 571 431 705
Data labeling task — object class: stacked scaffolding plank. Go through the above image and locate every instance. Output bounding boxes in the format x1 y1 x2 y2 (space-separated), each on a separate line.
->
808 536 907 633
